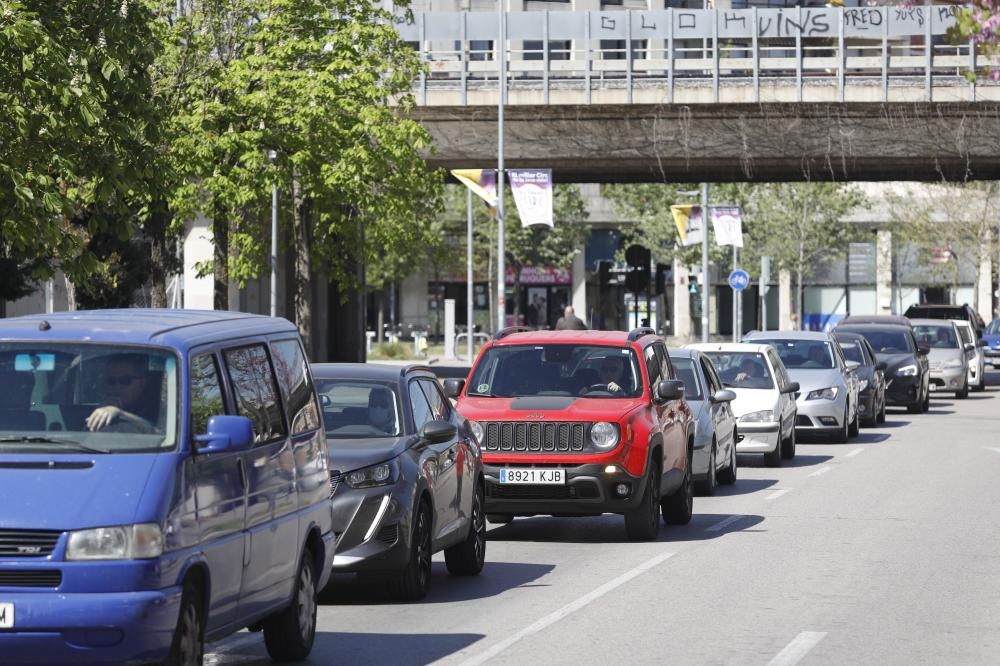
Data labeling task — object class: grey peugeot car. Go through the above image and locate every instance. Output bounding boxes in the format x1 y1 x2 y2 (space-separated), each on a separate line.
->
312 363 486 601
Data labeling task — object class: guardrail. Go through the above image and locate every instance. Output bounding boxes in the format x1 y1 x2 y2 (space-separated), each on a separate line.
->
395 6 1000 105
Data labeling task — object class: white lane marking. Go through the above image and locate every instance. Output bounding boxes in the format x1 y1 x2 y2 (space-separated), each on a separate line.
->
808 466 832 477
706 515 745 532
767 631 828 666
457 551 676 666
984 447 1000 454
846 448 865 458
766 488 793 500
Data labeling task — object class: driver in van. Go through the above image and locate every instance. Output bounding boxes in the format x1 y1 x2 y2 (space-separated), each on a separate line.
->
85 354 157 432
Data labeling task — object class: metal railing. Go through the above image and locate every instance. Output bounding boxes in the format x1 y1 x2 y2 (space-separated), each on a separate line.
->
395 6 1000 105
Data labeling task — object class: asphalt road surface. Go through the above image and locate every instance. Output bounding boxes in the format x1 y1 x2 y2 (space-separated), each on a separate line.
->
207 369 1000 666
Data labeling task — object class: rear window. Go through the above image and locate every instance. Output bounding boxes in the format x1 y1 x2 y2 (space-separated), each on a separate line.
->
701 352 775 390
752 339 834 370
913 324 959 349
840 327 914 355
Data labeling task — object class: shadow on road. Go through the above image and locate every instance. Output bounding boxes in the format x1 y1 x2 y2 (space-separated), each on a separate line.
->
738 453 833 468
870 416 912 428
710 477 778 496
850 432 891 443
320 561 555 605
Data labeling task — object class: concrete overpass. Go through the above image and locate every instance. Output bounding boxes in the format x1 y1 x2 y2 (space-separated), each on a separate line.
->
398 6 1000 182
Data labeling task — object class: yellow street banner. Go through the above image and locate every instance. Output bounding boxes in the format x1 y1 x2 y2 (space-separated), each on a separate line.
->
671 205 692 243
671 204 704 246
451 169 497 207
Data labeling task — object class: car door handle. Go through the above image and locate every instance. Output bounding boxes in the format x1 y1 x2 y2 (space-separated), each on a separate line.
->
447 447 458 462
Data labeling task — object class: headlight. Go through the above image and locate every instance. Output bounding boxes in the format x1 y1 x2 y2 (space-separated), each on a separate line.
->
896 364 918 377
806 386 839 401
589 422 619 450
943 359 964 369
740 410 776 423
858 379 869 392
469 420 484 445
345 460 399 489
66 524 163 561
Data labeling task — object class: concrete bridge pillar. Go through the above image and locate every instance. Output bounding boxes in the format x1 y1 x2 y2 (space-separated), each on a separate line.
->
673 258 691 340
876 229 893 315
779 269 793 330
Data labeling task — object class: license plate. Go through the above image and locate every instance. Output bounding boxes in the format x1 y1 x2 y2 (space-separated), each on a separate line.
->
0 602 12 629
499 468 565 485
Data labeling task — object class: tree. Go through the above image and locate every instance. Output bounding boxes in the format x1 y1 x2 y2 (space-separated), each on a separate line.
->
951 3 1000 80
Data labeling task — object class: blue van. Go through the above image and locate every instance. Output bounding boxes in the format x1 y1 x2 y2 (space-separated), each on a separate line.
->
0 310 335 664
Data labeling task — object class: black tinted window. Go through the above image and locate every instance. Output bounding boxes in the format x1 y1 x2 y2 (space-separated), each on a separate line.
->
644 345 661 387
418 379 450 421
753 339 834 369
191 353 225 436
840 327 914 354
703 351 775 390
223 345 287 443
270 339 320 435
670 357 703 400
409 382 433 431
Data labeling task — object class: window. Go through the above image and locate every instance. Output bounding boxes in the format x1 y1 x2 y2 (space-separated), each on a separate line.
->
600 39 647 61
523 40 571 61
271 339 320 435
653 343 674 380
191 353 225 437
315 380 401 440
753 338 835 370
469 40 493 61
701 358 721 393
223 345 287 444
409 382 434 431
418 379 450 421
671 357 703 400
703 351 775 390
644 345 662 387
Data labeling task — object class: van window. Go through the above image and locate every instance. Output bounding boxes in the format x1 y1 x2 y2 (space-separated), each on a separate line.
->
223 345 287 443
191 353 225 437
271 339 320 435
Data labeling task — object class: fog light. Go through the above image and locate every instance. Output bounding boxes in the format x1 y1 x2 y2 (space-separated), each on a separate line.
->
819 416 838 426
615 483 630 497
604 465 619 474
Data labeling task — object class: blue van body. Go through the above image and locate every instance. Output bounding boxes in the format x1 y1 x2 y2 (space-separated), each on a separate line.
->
0 310 335 664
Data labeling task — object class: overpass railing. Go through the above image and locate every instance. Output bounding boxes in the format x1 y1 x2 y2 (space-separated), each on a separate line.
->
394 6 1000 105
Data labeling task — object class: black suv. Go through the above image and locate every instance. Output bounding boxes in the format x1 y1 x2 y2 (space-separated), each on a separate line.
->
904 304 986 338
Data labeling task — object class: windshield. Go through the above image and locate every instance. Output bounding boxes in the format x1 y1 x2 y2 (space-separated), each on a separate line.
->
316 380 402 440
670 357 703 400
467 344 643 398
844 328 914 355
702 352 774 390
987 320 1000 335
753 339 834 370
913 324 959 349
838 341 865 365
0 344 177 453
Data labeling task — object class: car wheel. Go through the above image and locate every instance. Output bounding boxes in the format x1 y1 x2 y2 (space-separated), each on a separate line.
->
263 548 317 662
764 429 783 467
718 435 737 485
956 383 969 399
445 483 486 576
626 460 661 540
165 580 204 666
877 394 887 423
695 444 717 496
486 513 513 525
974 371 986 392
389 502 432 601
662 454 693 526
848 403 860 437
921 387 930 412
832 409 849 443
781 425 796 460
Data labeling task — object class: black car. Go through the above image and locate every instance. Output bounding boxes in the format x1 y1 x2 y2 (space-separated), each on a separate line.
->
312 363 485 600
904 303 986 338
833 323 930 414
833 330 887 426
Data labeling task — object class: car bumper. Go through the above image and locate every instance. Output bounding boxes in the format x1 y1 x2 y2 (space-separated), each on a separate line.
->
984 348 1000 365
329 484 413 574
734 422 780 453
928 367 966 392
0 587 182 665
885 375 922 406
482 462 647 517
795 396 847 432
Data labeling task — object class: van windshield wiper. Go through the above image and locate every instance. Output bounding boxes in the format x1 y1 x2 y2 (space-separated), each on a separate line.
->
0 436 111 454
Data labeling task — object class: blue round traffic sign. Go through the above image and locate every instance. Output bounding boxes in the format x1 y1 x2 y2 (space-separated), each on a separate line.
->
728 269 751 291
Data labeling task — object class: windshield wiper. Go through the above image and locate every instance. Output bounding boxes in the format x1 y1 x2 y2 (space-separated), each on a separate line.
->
0 436 111 454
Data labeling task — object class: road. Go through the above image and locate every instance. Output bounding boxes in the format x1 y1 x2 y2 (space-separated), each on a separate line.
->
208 370 1000 666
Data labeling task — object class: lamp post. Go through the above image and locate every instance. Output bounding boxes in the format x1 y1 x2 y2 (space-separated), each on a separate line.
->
678 185 711 342
496 0 506 333
267 150 278 318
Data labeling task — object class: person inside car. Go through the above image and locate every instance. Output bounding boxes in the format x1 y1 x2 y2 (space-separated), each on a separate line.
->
367 388 396 434
85 354 159 433
732 357 764 384
597 356 627 394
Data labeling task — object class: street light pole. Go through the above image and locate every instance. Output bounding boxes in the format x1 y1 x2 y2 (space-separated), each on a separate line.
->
268 150 278 318
701 182 710 343
496 0 506 333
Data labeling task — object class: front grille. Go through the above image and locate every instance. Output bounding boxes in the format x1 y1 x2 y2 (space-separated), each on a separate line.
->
329 471 342 498
488 482 600 500
482 421 589 453
375 524 398 547
0 570 61 587
0 529 61 557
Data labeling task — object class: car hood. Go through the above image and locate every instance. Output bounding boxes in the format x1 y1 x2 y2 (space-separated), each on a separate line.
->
728 389 778 418
457 396 646 423
786 368 845 393
326 436 413 474
983 334 1000 349
0 453 161 530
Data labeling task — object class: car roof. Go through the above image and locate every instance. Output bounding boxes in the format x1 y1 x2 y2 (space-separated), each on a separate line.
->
687 342 775 354
905 304 966 313
839 315 912 327
909 318 956 328
744 330 831 341
949 318 974 329
491 330 639 346
667 348 698 360
311 363 434 382
0 309 297 351
835 322 911 333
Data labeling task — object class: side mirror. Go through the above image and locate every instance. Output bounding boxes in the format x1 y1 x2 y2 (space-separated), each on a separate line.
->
711 388 736 403
845 360 860 373
964 342 976 352
876 361 888 372
421 419 457 444
917 346 930 356
195 415 254 454
443 378 466 400
782 381 800 394
655 379 685 403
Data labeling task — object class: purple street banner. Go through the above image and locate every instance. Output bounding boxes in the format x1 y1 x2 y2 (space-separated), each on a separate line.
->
508 169 553 228
711 206 744 248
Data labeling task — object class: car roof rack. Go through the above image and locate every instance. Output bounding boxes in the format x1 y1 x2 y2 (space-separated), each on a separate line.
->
494 326 534 340
626 326 657 342
400 365 433 376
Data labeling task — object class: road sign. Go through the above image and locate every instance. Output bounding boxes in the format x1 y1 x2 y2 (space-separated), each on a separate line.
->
728 269 751 291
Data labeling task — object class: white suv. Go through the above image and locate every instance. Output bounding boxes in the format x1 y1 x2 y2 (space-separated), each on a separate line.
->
687 343 799 468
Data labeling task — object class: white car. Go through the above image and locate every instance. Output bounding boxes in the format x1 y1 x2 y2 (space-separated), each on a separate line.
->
951 319 986 392
687 343 799 468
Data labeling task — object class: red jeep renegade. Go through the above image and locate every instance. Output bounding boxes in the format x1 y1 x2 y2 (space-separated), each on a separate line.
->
449 327 693 541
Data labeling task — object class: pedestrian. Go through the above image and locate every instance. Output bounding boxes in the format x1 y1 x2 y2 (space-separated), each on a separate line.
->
555 305 587 331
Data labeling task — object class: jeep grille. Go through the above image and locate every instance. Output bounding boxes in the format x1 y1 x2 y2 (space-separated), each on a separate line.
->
481 421 588 453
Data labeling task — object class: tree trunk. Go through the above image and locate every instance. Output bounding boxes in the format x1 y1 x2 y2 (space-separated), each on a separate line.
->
148 204 169 308
377 290 386 343
213 199 229 310
291 166 311 353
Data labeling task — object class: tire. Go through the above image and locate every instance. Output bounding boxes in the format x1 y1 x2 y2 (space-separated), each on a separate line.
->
263 548 317 662
445 484 486 576
486 513 513 525
663 453 694 526
921 387 930 412
848 403 860 437
718 436 737 485
389 502 433 602
695 444 717 496
781 425 796 460
877 394 886 423
907 400 922 414
974 370 986 392
862 398 878 428
625 461 661 541
764 429 782 467
956 383 969 399
164 580 204 666
832 410 849 444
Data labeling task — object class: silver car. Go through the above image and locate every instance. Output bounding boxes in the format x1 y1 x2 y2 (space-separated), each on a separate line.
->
952 319 986 393
668 349 738 495
911 318 970 398
743 331 861 443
